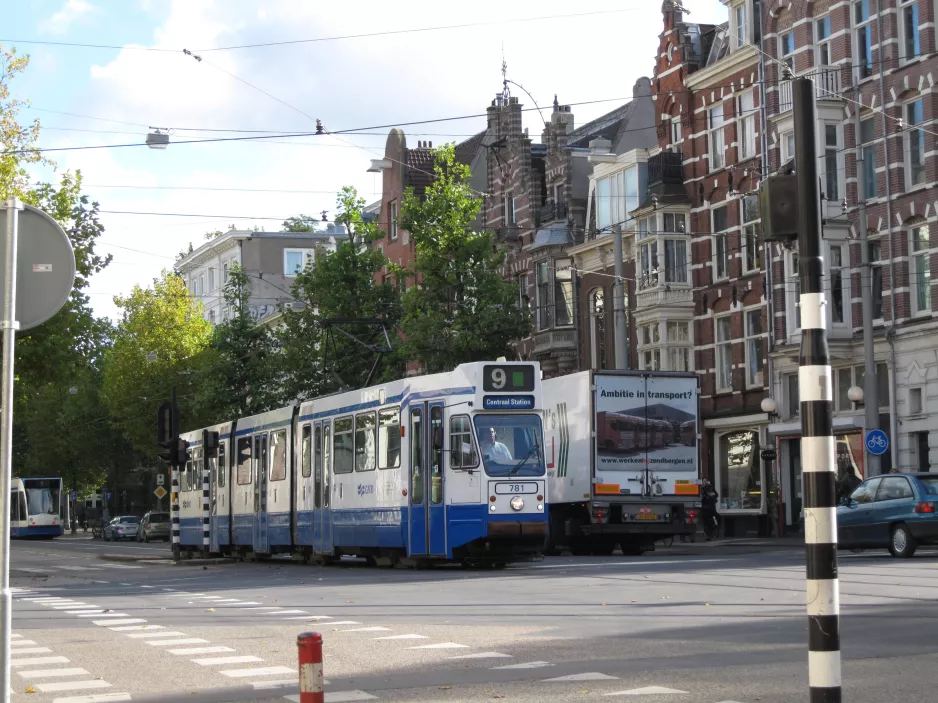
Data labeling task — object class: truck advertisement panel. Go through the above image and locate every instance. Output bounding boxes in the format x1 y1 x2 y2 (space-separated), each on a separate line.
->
595 373 697 474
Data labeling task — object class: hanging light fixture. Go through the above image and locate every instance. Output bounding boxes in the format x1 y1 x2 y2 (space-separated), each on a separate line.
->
146 127 170 150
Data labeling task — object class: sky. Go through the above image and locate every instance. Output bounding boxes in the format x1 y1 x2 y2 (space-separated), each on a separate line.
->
5 0 728 322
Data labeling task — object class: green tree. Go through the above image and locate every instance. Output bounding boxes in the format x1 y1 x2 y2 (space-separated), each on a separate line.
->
398 145 528 373
281 214 319 232
1 44 50 198
194 265 282 422
101 272 213 455
279 187 402 400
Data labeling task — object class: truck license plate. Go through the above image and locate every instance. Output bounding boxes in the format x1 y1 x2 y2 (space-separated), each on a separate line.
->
636 513 659 520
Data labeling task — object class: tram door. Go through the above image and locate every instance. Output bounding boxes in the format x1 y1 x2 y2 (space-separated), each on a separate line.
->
209 445 219 552
314 422 334 554
253 433 269 552
409 403 446 557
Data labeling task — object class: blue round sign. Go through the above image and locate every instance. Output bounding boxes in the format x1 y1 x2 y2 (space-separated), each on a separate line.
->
865 429 889 456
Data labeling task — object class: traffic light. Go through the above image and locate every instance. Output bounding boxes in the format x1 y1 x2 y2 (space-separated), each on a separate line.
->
203 430 219 457
157 401 175 465
175 437 191 469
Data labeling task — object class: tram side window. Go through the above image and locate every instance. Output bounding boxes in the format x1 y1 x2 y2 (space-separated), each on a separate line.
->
10 490 20 521
450 416 478 469
301 425 312 478
218 443 226 488
355 412 376 472
333 417 354 474
430 406 443 505
236 437 252 485
323 425 331 507
378 407 401 469
270 430 287 481
411 408 424 505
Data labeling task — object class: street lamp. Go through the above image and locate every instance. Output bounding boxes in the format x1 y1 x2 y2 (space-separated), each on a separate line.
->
146 128 169 149
761 397 778 418
847 386 864 403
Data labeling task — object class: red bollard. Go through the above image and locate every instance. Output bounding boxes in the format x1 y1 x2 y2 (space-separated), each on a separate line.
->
297 631 324 703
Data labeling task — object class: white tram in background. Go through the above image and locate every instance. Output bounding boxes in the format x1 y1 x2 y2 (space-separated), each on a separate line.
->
11 477 67 538
178 362 548 565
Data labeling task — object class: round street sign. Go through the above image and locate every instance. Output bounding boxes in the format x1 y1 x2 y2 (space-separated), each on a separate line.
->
865 429 889 456
0 203 76 331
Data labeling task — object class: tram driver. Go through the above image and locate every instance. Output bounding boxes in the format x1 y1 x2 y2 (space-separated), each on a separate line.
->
481 427 513 462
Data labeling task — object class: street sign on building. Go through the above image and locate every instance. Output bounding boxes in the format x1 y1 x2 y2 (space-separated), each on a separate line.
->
154 486 167 500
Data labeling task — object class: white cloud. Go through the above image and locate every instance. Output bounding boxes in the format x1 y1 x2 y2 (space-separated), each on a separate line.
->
38 0 99 35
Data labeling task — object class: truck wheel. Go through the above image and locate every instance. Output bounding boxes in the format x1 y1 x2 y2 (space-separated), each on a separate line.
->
620 540 646 556
591 542 615 556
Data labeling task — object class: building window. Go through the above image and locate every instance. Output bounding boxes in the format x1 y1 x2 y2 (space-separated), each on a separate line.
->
910 223 931 315
741 195 761 274
836 366 853 411
916 432 930 471
787 251 801 333
709 103 725 171
744 308 764 388
198 273 205 297
816 16 831 65
779 30 795 70
823 124 841 201
639 234 659 290
518 273 529 311
715 315 733 392
829 245 846 325
869 239 884 319
663 238 688 284
389 200 398 240
780 130 795 166
667 321 691 371
670 117 682 150
223 261 229 283
594 167 638 233
738 90 756 160
855 0 873 79
590 288 606 370
734 3 747 47
640 323 661 371
536 261 550 330
554 258 574 327
860 117 876 198
901 0 920 61
284 249 313 276
712 205 729 280
663 212 685 233
503 194 515 225
716 429 761 510
905 99 926 189
786 373 800 417
208 267 216 292
910 387 923 415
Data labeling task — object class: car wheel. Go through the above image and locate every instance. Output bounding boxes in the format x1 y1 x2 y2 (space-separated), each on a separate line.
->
889 524 917 558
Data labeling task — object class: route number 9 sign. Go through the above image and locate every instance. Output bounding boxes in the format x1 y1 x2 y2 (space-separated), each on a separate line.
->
482 364 535 393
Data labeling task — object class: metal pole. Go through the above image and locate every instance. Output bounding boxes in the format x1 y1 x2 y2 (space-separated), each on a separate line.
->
793 78 841 703
613 225 628 369
854 102 880 477
171 385 180 563
0 197 22 703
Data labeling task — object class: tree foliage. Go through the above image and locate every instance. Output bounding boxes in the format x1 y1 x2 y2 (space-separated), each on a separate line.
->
398 145 528 373
0 45 50 198
281 214 320 232
101 272 213 455
278 187 402 400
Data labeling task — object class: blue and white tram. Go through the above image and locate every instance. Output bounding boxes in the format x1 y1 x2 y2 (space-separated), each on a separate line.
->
183 361 548 565
11 477 67 538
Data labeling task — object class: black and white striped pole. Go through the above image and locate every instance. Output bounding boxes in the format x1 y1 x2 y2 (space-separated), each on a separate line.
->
793 77 842 702
170 386 181 564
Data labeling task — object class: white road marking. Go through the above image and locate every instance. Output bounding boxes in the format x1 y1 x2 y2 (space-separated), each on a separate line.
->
193 656 263 666
11 634 24 638
124 631 186 638
373 634 428 641
77 613 128 618
282 616 331 621
252 680 303 690
194 596 225 600
544 673 619 682
10 640 39 646
314 692 377 702
604 686 689 696
91 619 147 626
408 643 469 650
212 599 243 603
92 581 110 584
321 621 360 625
146 638 210 646
140 586 155 589
23 598 67 602
16 668 90 679
109 625 167 632
9 648 53 655
166 646 235 655
339 627 391 633
167 593 202 597
12 568 50 574
52 604 91 610
448 652 512 660
274 610 308 615
66 610 105 615
223 601 260 605
36 681 112 693
55 566 98 571
491 661 552 670
11 657 70 667
100 565 142 569
239 606 282 610
219 666 296 678
51 693 132 703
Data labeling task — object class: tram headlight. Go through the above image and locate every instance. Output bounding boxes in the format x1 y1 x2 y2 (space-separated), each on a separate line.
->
510 496 524 512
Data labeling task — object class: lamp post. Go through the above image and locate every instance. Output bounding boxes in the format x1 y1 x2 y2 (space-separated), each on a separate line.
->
760 398 780 537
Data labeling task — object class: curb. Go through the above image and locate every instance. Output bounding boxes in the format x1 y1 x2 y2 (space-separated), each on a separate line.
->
95 553 236 567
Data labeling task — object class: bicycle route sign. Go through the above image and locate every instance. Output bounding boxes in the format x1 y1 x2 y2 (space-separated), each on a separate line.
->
865 429 889 456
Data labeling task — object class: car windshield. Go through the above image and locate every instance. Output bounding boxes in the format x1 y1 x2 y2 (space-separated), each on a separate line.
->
148 513 169 523
120 516 138 523
918 477 938 496
473 414 545 477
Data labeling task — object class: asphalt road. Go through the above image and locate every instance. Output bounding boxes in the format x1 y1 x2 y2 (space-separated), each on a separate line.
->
8 535 938 703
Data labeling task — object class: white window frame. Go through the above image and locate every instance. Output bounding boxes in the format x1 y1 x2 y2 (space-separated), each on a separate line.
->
910 386 924 415
904 98 926 190
778 30 795 70
859 116 876 199
854 0 873 80
208 267 216 292
733 1 748 49
712 204 729 281
822 123 843 202
666 320 692 372
670 117 682 150
744 307 765 389
900 0 920 62
715 314 734 392
738 90 756 160
786 250 801 335
780 130 795 165
741 195 761 275
198 273 205 297
828 243 848 326
284 248 314 277
709 102 725 171
638 322 662 372
815 15 832 66
910 223 931 316
389 199 399 240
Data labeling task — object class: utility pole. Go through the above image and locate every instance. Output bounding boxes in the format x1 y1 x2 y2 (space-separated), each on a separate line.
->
170 386 180 563
854 105 881 476
613 224 628 369
793 78 842 702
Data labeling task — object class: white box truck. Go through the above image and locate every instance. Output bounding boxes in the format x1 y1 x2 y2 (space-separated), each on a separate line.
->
543 370 701 555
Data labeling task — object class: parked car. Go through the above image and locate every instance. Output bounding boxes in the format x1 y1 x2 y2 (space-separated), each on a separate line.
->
103 515 140 542
136 511 170 543
837 473 938 557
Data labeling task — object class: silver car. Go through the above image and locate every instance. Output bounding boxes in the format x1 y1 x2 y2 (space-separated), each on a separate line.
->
104 515 139 541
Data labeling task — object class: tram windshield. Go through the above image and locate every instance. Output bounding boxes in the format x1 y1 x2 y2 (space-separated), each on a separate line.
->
24 479 60 516
473 415 545 477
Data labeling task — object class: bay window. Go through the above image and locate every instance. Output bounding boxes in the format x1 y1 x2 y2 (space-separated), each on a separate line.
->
640 323 661 371
534 258 575 331
741 195 761 274
715 315 733 392
594 167 638 234
709 103 725 171
667 321 692 372
910 224 931 315
638 212 689 288
639 239 659 290
664 239 688 284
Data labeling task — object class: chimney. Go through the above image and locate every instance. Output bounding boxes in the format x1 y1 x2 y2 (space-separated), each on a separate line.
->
551 95 575 134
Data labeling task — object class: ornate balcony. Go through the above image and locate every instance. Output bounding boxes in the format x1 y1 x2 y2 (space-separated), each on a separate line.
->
538 202 567 226
635 285 693 310
531 328 576 356
648 151 684 186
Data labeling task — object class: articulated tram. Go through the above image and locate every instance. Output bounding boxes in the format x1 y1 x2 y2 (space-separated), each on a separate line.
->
177 361 547 566
11 477 67 538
